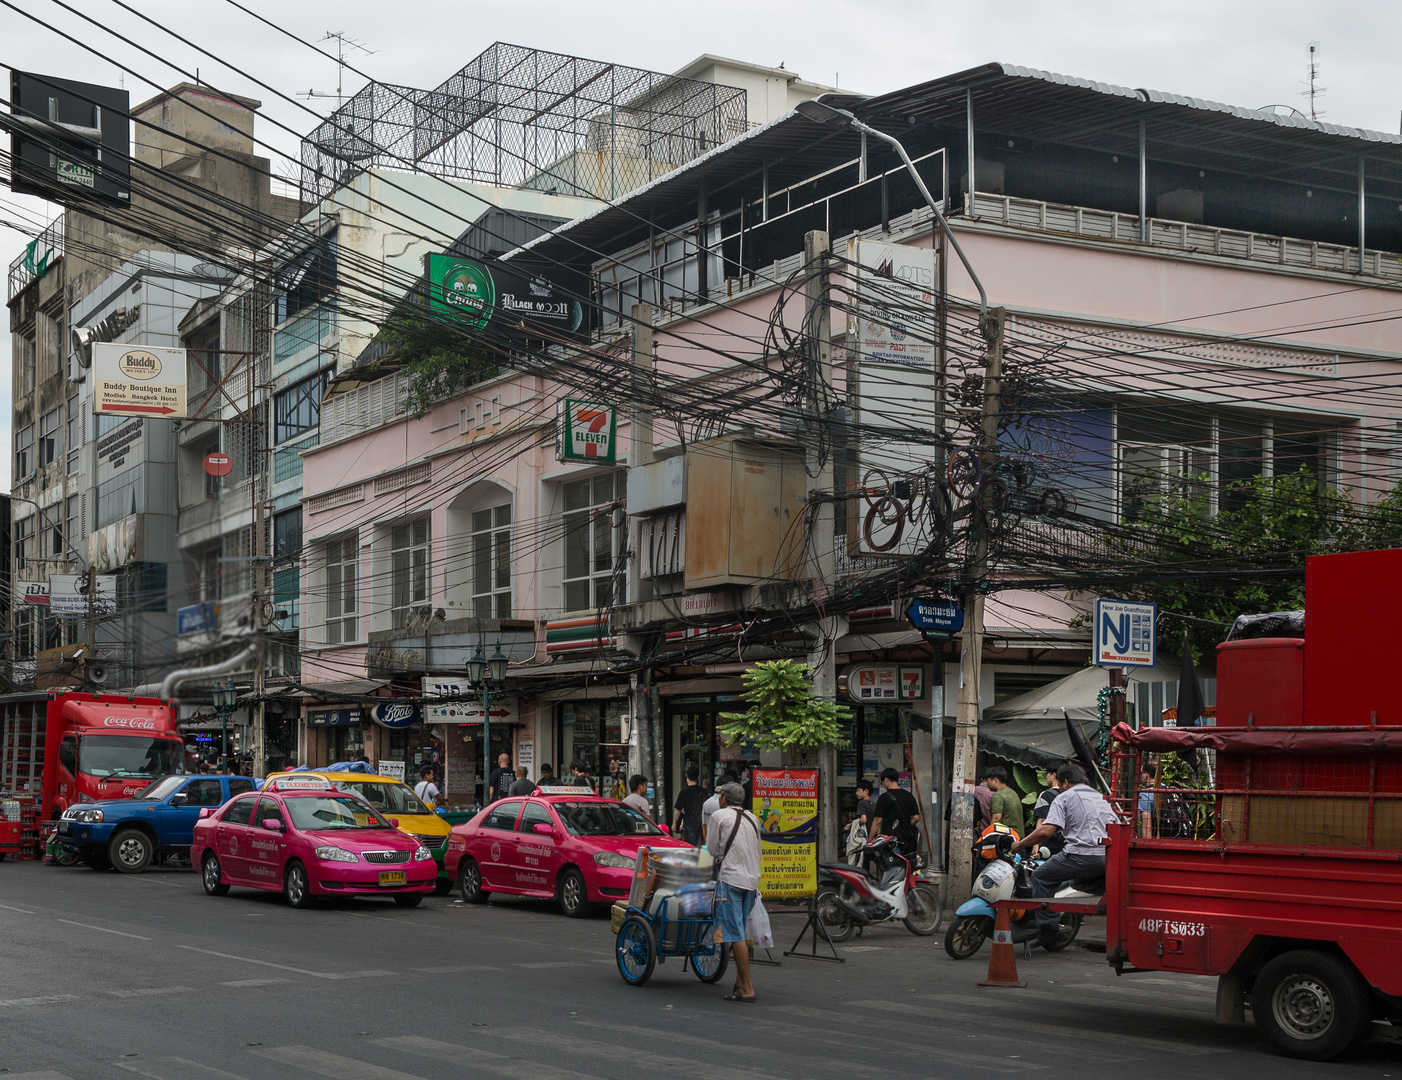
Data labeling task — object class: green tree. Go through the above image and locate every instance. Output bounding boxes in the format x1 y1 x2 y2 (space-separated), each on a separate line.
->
1111 468 1402 663
372 310 498 418
719 660 852 758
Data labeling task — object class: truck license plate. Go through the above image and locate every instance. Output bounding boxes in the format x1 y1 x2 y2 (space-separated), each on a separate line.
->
378 870 406 886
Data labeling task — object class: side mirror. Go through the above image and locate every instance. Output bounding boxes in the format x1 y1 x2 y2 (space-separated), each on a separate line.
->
532 822 553 836
261 818 283 832
388 817 400 828
59 743 76 767
198 808 213 819
169 793 188 806
658 824 670 836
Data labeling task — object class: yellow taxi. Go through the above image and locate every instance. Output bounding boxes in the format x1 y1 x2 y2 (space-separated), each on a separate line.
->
262 770 453 894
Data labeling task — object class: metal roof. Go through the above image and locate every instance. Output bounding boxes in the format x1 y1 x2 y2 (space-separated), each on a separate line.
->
519 61 1402 267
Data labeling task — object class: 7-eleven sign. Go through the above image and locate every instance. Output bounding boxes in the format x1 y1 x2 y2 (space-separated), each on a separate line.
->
560 399 617 463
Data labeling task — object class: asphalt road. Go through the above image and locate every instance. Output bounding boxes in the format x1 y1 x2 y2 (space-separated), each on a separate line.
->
1 860 1398 1079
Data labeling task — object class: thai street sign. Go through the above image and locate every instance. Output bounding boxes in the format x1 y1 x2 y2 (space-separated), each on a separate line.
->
906 596 963 641
93 343 186 417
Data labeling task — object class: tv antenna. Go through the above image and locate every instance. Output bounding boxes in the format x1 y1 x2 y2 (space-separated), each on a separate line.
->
1301 42 1326 121
296 31 376 110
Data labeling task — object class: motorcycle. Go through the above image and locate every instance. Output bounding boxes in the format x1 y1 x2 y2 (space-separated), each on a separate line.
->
943 831 1091 960
817 835 943 941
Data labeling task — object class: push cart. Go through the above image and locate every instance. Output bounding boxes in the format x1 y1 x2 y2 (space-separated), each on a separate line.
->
612 847 729 987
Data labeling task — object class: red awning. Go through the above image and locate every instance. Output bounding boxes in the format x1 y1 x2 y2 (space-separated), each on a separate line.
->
1110 722 1402 754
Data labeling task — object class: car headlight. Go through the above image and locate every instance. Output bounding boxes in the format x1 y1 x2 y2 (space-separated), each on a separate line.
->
68 809 104 823
413 846 433 862
593 851 633 869
314 845 358 863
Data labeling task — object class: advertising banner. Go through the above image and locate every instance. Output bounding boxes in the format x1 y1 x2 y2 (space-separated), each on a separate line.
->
51 574 117 617
754 768 819 899
425 253 589 342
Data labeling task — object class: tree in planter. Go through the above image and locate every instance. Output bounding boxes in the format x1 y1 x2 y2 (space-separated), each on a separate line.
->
719 660 851 765
371 310 499 418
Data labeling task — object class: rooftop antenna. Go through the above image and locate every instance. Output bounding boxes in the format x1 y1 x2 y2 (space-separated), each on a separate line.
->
296 31 376 110
1301 42 1326 121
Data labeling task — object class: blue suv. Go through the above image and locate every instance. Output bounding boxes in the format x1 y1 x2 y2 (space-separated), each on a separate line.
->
58 774 256 873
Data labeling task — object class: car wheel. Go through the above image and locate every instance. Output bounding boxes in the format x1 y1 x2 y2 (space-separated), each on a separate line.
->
202 852 230 896
393 893 424 908
284 860 314 909
559 868 590 918
1252 950 1374 1061
459 858 489 904
108 828 153 874
433 876 453 896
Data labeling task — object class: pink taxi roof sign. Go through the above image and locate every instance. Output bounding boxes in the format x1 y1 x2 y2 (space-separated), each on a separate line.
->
269 777 334 792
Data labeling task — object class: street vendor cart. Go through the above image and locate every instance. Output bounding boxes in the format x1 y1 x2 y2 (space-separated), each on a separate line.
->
613 847 729 986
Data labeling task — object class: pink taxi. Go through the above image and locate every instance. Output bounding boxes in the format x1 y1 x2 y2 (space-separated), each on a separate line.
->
191 777 436 908
445 787 692 917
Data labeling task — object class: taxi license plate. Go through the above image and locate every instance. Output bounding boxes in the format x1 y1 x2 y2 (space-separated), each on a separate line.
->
378 870 406 886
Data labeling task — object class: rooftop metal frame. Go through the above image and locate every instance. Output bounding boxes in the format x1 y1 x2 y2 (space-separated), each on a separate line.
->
299 42 750 203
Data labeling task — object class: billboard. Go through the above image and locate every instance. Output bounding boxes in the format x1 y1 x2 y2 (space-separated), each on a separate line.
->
8 71 130 203
93 343 187 418
753 768 819 899
425 253 589 343
50 574 117 617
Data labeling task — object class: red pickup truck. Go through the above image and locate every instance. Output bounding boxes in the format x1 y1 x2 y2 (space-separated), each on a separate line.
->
1106 549 1402 1060
0 691 184 844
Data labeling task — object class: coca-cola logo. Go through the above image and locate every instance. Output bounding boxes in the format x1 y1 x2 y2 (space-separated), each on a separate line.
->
103 716 158 730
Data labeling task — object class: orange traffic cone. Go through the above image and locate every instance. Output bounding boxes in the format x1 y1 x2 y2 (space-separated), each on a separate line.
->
977 906 1027 988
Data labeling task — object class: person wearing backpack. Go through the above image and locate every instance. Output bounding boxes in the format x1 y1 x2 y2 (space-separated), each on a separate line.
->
706 782 762 1003
870 768 923 857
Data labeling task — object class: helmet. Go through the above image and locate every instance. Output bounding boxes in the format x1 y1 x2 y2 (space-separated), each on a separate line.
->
972 858 1016 903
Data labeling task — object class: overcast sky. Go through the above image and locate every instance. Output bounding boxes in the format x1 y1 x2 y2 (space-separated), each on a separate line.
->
3 0 1402 490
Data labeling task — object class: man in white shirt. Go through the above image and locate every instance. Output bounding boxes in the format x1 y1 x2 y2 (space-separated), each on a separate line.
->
700 771 738 844
622 775 652 818
706 782 762 1003
413 766 442 807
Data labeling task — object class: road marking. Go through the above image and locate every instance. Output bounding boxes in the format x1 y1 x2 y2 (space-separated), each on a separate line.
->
3 1072 79 1079
175 944 393 980
115 1059 256 1080
0 902 36 913
0 994 79 1007
219 978 290 987
107 985 191 998
252 1047 428 1080
56 919 151 940
416 965 500 973
377 1035 611 1080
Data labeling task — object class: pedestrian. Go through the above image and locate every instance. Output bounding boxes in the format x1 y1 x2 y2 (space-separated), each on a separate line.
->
672 765 707 845
569 761 593 789
1032 766 1065 854
413 765 443 807
869 768 922 856
489 753 514 803
701 771 738 844
706 781 762 1003
539 764 556 786
983 765 1025 836
972 777 993 830
623 775 651 817
1011 762 1118 947
742 759 762 810
846 779 876 865
508 766 536 796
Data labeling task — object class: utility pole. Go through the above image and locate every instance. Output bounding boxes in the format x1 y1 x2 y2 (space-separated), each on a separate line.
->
250 345 268 778
947 307 1006 905
626 303 657 813
803 230 848 863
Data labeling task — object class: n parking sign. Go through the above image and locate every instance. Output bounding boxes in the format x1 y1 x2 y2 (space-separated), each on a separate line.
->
1094 598 1156 667
559 399 616 462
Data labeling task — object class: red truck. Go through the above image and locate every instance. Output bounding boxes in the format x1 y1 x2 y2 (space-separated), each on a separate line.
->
1104 549 1402 1060
0 691 185 845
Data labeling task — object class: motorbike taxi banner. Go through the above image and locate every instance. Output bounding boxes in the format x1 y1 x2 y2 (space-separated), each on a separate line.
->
753 768 818 899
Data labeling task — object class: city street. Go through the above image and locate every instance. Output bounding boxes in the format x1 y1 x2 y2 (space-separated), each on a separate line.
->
0 861 1397 1078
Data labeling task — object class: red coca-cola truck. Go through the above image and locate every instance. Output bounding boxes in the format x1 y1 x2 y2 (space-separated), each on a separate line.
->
1106 549 1402 1060
0 691 184 845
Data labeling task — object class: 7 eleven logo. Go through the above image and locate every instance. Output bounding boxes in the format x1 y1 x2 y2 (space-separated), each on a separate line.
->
565 400 615 462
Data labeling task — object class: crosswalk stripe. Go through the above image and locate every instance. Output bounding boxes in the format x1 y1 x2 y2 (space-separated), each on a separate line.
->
376 1035 611 1080
176 945 393 980
56 918 150 940
108 986 191 998
0 995 79 1007
251 1047 428 1080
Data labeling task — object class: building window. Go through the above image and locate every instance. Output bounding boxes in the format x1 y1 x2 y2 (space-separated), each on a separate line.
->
39 408 60 468
275 232 338 325
42 504 62 559
19 335 35 395
274 508 303 559
13 608 34 661
15 424 33 480
562 473 621 612
325 534 358 644
66 393 82 475
97 464 143 527
14 516 33 571
66 495 82 556
471 504 512 619
274 372 328 444
390 519 429 629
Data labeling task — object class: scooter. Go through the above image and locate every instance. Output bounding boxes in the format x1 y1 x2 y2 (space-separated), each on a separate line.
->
817 835 943 941
943 831 1091 960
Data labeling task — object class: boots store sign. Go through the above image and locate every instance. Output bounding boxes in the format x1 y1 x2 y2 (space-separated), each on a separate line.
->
370 702 420 729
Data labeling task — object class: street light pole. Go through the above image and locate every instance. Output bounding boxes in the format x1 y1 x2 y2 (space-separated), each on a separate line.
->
468 642 508 807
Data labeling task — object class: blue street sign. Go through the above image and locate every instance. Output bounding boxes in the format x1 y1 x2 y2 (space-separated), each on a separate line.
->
906 597 964 637
1093 598 1157 667
177 601 217 636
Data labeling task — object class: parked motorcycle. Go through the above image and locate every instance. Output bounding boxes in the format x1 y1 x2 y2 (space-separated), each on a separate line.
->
943 831 1090 959
817 835 943 941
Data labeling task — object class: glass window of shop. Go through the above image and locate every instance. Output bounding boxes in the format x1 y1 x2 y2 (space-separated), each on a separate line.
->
326 722 365 763
384 723 439 777
839 704 916 822
661 696 749 815
558 700 629 800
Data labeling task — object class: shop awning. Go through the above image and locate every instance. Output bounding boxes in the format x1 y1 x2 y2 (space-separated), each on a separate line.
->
250 679 390 702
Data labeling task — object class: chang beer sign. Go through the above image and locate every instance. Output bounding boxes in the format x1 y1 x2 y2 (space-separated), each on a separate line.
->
559 399 617 463
426 253 495 328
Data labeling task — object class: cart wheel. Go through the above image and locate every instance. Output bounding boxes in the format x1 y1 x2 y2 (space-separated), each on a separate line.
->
691 936 730 983
616 916 657 986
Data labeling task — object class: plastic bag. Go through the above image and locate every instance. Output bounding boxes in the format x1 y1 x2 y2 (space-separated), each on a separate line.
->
746 894 774 950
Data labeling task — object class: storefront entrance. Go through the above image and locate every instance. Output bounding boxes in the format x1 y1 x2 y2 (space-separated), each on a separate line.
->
661 695 744 816
557 700 627 799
